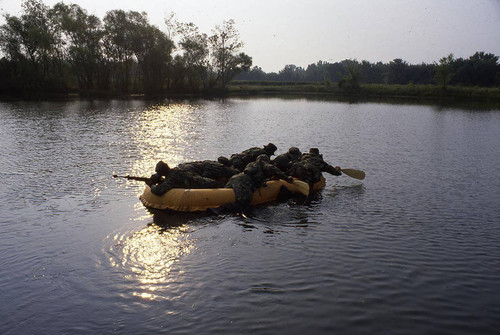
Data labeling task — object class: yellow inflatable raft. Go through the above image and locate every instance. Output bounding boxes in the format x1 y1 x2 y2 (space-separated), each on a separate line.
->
139 178 325 212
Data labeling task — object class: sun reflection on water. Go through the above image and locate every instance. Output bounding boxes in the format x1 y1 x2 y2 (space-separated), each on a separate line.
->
110 223 194 300
131 103 205 178
110 102 208 300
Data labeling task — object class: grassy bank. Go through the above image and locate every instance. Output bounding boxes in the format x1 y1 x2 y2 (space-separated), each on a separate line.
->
228 81 500 103
3 82 499 105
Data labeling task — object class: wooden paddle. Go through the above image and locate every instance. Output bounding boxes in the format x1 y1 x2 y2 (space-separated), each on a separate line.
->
291 179 310 196
339 168 365 180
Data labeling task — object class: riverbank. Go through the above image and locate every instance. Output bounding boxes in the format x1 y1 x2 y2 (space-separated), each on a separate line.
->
2 82 500 106
228 81 500 103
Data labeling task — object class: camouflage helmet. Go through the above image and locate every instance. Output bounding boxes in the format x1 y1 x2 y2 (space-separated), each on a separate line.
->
309 148 320 155
230 155 246 171
288 146 302 158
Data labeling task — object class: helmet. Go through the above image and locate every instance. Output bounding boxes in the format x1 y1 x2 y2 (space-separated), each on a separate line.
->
230 155 245 171
309 148 320 155
218 156 230 166
288 146 301 158
155 161 171 177
264 143 277 155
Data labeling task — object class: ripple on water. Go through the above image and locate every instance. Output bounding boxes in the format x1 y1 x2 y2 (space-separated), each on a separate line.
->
2 99 500 335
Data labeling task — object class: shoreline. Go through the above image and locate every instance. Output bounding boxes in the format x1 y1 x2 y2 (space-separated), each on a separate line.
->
228 82 500 102
1 83 499 107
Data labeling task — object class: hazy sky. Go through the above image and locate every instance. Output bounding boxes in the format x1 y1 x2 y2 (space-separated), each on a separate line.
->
1 0 499 72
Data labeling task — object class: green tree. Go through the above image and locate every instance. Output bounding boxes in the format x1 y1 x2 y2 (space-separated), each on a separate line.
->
0 0 62 91
338 59 361 90
359 60 385 84
387 58 409 84
102 10 136 92
246 66 267 80
278 64 306 81
453 52 499 87
102 10 173 93
50 2 104 90
434 53 454 89
207 19 252 89
128 15 173 93
172 21 209 91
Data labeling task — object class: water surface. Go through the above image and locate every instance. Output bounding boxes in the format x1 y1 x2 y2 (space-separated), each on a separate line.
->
1 97 499 334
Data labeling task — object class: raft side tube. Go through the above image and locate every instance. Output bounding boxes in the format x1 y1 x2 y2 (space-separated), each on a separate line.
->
139 177 326 212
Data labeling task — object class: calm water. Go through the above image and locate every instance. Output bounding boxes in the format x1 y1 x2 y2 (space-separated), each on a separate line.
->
1 97 499 334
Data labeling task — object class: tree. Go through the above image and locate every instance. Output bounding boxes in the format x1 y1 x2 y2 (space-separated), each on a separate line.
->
453 52 499 87
207 19 251 89
50 2 104 90
278 64 306 81
434 54 454 89
102 10 136 92
338 59 361 90
0 0 62 91
171 21 209 91
237 66 267 80
387 58 409 84
359 60 385 84
128 15 173 93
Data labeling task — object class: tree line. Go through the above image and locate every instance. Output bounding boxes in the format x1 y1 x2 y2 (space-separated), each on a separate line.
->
0 0 252 97
1 1 498 99
236 52 500 88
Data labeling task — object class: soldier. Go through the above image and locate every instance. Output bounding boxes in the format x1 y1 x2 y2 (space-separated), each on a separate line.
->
229 142 278 171
272 146 302 173
289 148 341 185
177 160 239 184
149 161 223 196
225 154 292 212
217 156 231 166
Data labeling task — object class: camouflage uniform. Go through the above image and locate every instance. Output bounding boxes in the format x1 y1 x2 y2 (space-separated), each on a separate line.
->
149 161 223 196
226 154 291 210
289 148 341 185
272 146 302 173
229 143 278 171
178 160 239 183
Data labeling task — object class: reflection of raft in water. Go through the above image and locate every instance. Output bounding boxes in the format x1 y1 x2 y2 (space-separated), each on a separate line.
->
140 177 326 212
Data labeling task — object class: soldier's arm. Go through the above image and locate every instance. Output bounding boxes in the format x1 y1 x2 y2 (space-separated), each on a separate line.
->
151 178 175 195
323 163 342 176
267 164 293 182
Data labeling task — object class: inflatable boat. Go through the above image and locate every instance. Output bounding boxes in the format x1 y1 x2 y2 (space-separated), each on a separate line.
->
139 178 325 212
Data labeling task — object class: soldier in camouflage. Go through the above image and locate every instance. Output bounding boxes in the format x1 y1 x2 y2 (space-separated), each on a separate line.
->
149 161 223 196
178 160 239 184
272 146 302 173
289 148 341 186
225 154 292 211
229 143 278 171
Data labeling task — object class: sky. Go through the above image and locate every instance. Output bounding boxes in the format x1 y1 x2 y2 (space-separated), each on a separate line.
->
1 0 499 73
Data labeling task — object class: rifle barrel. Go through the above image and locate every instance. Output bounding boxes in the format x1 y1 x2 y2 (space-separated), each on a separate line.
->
112 175 150 183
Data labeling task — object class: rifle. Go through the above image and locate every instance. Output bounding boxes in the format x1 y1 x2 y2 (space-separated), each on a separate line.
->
112 175 151 184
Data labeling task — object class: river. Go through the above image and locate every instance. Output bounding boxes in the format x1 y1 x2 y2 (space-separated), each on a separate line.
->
1 97 499 334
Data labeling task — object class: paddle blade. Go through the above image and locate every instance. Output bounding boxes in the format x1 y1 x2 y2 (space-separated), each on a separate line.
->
341 168 365 180
292 179 310 196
